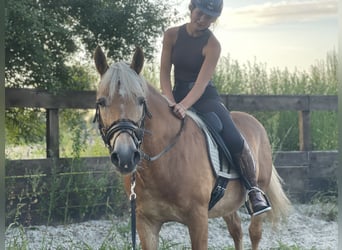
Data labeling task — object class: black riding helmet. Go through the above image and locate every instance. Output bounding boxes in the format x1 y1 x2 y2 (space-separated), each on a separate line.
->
191 0 223 17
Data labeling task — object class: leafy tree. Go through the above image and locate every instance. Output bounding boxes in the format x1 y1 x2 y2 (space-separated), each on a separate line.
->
5 0 177 90
5 0 178 144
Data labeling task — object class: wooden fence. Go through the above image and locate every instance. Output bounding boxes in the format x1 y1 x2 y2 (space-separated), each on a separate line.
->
5 88 338 224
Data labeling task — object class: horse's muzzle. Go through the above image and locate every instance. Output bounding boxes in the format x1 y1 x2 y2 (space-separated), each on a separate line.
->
110 145 141 174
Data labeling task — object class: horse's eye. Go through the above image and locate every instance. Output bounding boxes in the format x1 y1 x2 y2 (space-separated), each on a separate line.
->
138 97 145 106
96 97 107 107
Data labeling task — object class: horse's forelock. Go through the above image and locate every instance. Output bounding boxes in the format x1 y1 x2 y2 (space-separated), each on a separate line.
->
99 62 148 101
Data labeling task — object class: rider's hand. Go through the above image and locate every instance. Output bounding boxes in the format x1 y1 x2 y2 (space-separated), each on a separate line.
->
171 103 186 119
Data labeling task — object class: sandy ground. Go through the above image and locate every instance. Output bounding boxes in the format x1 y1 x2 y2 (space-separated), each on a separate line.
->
6 204 337 250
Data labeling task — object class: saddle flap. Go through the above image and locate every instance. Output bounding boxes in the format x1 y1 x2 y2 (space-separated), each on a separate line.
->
200 112 223 132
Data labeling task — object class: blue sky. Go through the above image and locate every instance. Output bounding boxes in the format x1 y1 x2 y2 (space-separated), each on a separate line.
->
170 0 338 72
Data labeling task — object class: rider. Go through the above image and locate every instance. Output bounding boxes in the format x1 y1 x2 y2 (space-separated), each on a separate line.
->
159 0 271 216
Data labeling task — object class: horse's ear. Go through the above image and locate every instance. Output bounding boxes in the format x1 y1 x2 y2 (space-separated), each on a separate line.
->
94 46 109 76
131 46 144 75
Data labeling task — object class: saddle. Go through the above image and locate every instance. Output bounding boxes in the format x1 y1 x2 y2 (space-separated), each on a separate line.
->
187 111 240 210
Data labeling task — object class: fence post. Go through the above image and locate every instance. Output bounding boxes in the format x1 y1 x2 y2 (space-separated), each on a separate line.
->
46 109 59 158
298 110 311 151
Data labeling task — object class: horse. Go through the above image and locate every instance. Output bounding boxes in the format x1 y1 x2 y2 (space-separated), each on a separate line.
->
93 46 291 250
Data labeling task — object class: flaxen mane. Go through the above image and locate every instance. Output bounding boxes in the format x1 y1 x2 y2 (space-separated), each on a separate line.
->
98 62 148 101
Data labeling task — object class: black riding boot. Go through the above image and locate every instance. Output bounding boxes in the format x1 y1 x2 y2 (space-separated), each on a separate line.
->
235 141 272 216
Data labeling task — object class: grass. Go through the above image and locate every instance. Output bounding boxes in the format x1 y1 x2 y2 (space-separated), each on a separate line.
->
272 243 319 250
307 191 338 222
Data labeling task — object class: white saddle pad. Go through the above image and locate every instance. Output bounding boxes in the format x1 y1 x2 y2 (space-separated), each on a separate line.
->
187 111 239 180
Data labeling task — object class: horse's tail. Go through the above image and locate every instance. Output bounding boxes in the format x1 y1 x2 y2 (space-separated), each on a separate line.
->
266 164 292 227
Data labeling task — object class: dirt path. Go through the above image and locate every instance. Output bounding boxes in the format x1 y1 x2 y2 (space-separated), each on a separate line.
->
6 204 337 249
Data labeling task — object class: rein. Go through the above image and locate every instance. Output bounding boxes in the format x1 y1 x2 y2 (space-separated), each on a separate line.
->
140 117 186 161
130 174 137 250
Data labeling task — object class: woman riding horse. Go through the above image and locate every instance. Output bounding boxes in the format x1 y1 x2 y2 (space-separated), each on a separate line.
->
94 46 290 250
94 2 291 249
160 0 271 216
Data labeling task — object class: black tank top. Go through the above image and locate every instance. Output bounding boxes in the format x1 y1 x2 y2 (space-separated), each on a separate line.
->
171 24 212 83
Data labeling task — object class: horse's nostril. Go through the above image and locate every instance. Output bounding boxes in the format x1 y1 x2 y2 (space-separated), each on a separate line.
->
111 152 120 166
133 150 141 165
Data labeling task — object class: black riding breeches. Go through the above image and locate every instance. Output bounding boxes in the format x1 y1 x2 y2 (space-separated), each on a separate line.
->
173 82 244 155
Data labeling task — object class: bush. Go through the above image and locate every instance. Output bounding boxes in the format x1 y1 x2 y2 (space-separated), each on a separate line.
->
213 50 337 151
6 158 128 226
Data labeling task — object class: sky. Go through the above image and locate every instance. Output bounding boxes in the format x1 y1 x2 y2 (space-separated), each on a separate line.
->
169 0 338 72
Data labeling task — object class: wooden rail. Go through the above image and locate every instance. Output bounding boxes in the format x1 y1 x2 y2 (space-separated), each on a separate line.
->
4 88 338 224
5 88 337 156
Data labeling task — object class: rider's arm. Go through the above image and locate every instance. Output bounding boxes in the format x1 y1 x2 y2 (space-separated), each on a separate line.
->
160 27 178 106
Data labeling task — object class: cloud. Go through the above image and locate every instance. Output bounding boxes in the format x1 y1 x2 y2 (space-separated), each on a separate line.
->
219 0 338 29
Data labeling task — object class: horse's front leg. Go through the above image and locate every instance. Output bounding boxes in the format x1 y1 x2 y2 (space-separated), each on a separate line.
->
187 209 209 250
136 215 162 250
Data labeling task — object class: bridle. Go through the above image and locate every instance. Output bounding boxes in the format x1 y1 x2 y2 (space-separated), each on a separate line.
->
93 96 186 162
93 97 151 152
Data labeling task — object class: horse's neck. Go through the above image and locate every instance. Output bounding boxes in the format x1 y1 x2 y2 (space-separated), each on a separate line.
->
142 86 182 154
146 87 176 131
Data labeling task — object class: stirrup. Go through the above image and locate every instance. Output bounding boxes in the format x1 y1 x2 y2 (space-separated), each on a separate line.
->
244 187 272 216
245 187 265 202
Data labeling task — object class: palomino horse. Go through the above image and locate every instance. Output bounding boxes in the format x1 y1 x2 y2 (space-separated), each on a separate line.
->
94 46 291 250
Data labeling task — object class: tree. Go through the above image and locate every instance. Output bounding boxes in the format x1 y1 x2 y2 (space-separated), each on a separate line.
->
5 0 177 90
5 0 178 144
